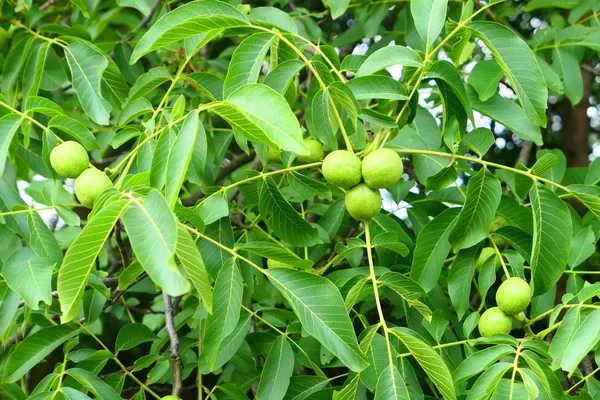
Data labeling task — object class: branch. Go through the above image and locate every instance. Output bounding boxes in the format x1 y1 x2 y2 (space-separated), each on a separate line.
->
40 0 61 11
163 292 183 397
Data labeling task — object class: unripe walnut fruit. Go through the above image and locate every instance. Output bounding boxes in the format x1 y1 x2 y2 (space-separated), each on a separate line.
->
345 183 382 220
50 141 89 178
322 150 362 188
74 168 113 208
496 277 532 315
478 307 512 337
161 397 181 400
361 148 403 189
296 138 324 163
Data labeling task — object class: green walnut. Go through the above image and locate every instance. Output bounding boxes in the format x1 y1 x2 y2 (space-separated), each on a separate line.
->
345 183 382 220
50 141 89 178
296 138 324 163
361 148 403 189
161 397 181 400
478 307 512 337
322 150 362 189
496 277 532 315
74 168 113 208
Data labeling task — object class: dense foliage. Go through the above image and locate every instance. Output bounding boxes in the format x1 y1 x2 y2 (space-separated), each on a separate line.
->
0 0 599 399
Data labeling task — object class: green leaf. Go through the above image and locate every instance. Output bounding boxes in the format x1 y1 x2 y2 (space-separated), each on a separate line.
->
465 362 513 400
467 22 548 127
568 226 596 269
560 309 600 375
2 248 52 310
116 0 152 14
389 328 457 400
454 344 516 385
449 168 502 250
256 336 295 400
197 195 229 225
378 272 431 319
200 258 243 370
493 226 533 262
28 212 62 266
524 0 579 11
467 59 503 101
66 368 121 400
122 191 190 296
306 89 337 151
224 33 275 98
127 67 172 102
328 0 350 19
236 241 313 269
117 98 152 126
2 325 80 383
552 48 583 105
568 185 600 220
165 111 200 209
0 115 23 177
150 129 175 190
65 41 111 125
0 289 20 342
375 365 410 400
466 87 542 145
115 323 157 353
462 128 495 157
346 76 408 100
58 199 129 323
425 164 458 191
212 84 307 154
259 177 321 247
264 59 306 94
130 0 249 63
448 245 480 320
410 208 460 292
175 224 213 313
427 60 473 121
529 183 572 295
48 115 100 151
267 268 368 372
287 171 332 201
249 7 298 34
355 46 423 77
410 0 449 49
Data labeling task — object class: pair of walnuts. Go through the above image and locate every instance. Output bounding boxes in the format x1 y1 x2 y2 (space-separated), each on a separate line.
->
50 141 112 208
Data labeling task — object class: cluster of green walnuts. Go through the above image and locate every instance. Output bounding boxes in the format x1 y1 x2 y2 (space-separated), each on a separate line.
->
289 138 404 220
49 141 113 208
479 277 533 337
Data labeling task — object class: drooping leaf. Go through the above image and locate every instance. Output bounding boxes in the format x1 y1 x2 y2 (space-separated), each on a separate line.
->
2 248 52 310
467 22 548 127
58 199 129 323
224 33 275 98
529 183 572 295
259 177 321 247
355 46 423 77
410 208 460 292
390 328 457 400
410 0 449 49
175 224 213 313
122 191 190 296
65 41 111 125
449 168 502 250
267 268 368 372
374 365 410 400
0 115 22 177
256 336 295 400
200 258 243 370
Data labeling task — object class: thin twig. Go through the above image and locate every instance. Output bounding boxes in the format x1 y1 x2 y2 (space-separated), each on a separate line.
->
163 292 183 397
40 0 60 11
